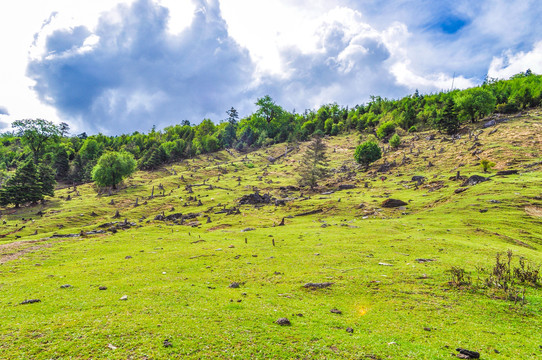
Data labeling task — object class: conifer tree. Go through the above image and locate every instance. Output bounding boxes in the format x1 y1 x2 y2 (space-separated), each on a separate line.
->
297 135 328 189
0 160 43 207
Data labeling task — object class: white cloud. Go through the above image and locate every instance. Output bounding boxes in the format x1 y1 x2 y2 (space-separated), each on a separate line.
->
488 41 542 79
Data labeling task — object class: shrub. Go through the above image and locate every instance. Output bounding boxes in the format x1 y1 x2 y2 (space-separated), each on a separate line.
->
480 159 496 172
354 141 381 166
376 121 395 139
389 133 401 148
408 126 417 133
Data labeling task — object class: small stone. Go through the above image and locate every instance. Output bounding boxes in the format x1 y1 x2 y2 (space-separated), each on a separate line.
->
120 295 128 301
346 327 354 333
107 344 117 350
379 262 393 266
330 308 342 314
456 348 480 359
275 317 291 326
20 299 41 305
424 327 431 331
229 282 241 288
125 256 132 259
163 339 173 348
99 286 107 290
60 284 72 289
388 342 397 346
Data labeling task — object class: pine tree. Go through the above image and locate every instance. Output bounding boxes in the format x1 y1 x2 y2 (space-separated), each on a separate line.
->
53 147 70 180
38 162 57 197
0 160 43 207
436 98 460 135
297 135 328 189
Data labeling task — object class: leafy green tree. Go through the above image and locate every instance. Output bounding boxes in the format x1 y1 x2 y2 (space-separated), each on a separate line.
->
376 121 396 139
0 160 43 207
91 151 136 189
11 119 61 162
435 98 460 134
297 135 328 189
455 88 497 122
354 140 382 167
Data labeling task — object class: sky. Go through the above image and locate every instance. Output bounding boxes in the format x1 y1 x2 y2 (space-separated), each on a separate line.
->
1 0 541 135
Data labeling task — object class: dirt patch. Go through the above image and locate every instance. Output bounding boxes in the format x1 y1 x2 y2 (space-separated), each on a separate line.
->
525 206 542 218
0 240 52 264
207 224 232 231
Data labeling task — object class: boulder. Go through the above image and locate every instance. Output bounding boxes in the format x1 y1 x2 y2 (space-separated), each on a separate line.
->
461 175 490 187
381 199 408 208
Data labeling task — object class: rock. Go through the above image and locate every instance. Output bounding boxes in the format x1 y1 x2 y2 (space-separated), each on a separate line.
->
483 119 496 128
125 256 132 259
496 169 518 175
330 308 342 314
20 299 41 305
228 282 241 288
346 327 354 333
415 258 435 263
338 184 356 190
238 192 275 205
163 339 173 348
99 286 107 290
411 176 425 183
455 188 468 194
241 227 255 232
424 327 431 331
275 317 291 326
456 348 480 359
120 295 128 301
461 175 490 187
60 284 72 288
378 262 393 266
304 282 334 289
479 209 488 213
107 344 117 350
425 134 435 140
381 199 408 208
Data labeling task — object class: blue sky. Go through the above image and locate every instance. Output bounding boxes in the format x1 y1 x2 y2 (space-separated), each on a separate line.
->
1 0 541 134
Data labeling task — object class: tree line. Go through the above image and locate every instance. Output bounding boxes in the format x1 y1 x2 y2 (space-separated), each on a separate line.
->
1 70 541 207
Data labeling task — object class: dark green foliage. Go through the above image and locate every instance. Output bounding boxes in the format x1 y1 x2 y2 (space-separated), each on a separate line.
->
91 151 136 189
0 160 44 207
435 98 460 135
297 135 328 189
37 162 57 197
354 141 381 166
53 146 70 180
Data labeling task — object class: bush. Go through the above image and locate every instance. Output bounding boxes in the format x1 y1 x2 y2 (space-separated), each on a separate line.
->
480 159 496 172
389 133 401 148
354 141 381 166
376 121 395 139
330 123 340 136
408 126 417 133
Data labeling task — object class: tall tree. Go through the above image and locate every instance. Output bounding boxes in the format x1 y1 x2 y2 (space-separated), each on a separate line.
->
435 98 460 134
0 160 43 207
11 119 61 162
297 135 328 190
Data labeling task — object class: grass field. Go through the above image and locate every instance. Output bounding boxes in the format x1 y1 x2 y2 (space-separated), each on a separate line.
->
1 110 541 359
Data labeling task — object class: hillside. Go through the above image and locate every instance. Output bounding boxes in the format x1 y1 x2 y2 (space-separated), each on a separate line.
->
0 109 541 359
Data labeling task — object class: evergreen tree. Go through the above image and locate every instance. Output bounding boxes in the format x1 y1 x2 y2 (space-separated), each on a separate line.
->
53 146 70 180
38 162 57 197
436 98 460 134
0 160 43 207
297 135 328 189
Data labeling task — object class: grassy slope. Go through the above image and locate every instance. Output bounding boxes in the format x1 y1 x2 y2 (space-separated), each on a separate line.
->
0 110 541 359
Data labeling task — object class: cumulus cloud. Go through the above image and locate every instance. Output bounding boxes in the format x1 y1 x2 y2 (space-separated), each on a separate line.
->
0 106 9 115
27 0 254 134
488 41 542 79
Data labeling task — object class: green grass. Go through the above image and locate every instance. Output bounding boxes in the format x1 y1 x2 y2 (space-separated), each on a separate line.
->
1 110 541 359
